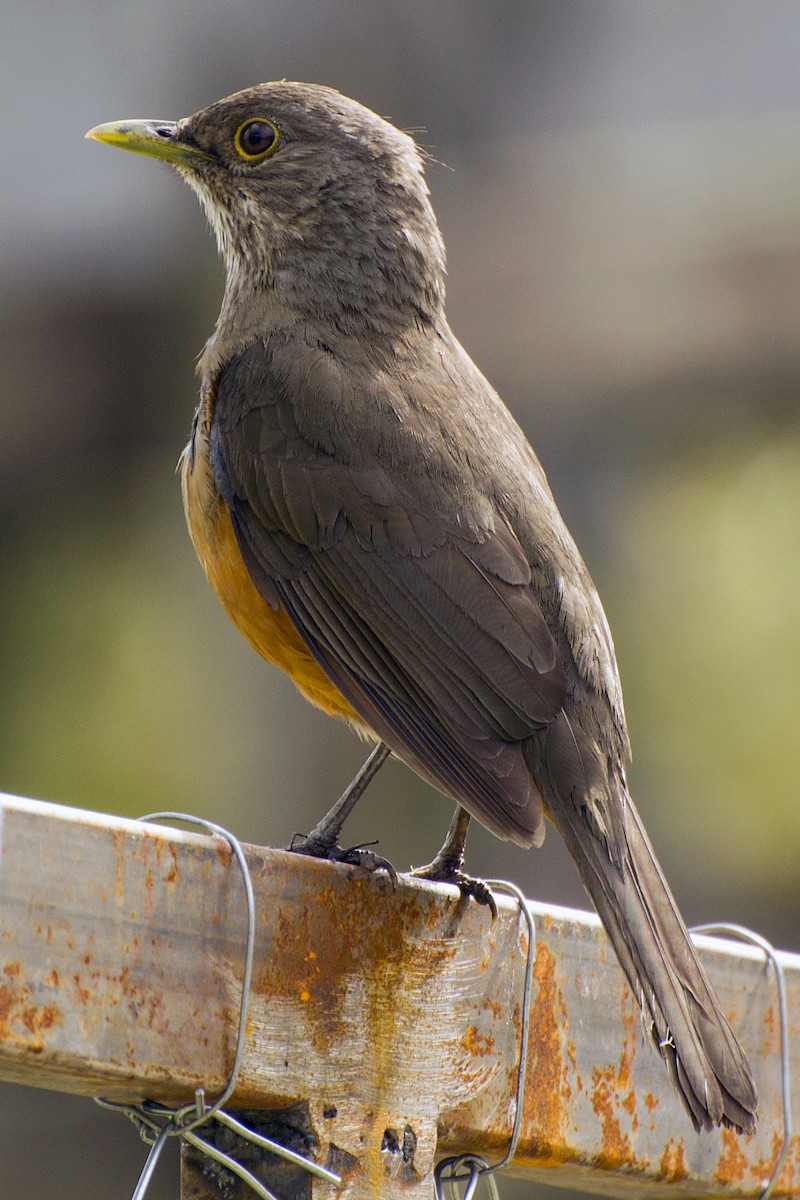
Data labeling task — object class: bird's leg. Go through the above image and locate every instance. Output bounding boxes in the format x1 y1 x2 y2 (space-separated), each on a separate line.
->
298 740 391 846
411 805 497 918
289 741 396 881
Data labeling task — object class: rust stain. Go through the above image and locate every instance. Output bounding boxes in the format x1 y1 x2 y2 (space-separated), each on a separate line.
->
518 940 568 1165
658 1136 687 1182
143 855 155 923
0 978 63 1050
764 1002 775 1038
156 840 179 884
462 1024 495 1057
714 1127 748 1186
3 961 21 978
760 1001 781 1061
565 1037 582 1095
0 983 13 1030
72 974 92 1007
589 1063 635 1168
20 1004 59 1038
355 888 460 1198
111 826 126 902
643 1090 658 1131
751 1129 792 1195
213 838 230 868
769 1130 800 1195
618 990 637 1090
258 871 457 1062
589 990 640 1169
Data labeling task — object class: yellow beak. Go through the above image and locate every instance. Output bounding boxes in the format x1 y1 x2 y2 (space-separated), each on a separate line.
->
85 119 213 167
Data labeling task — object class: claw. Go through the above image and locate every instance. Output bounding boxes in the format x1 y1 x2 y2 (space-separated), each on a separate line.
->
408 805 496 917
339 843 398 886
410 862 497 920
288 832 397 886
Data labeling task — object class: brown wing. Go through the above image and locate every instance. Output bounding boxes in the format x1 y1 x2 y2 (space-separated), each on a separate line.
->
209 335 758 1134
209 337 566 845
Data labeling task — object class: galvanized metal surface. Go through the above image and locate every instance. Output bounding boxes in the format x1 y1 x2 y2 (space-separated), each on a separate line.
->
0 791 797 1198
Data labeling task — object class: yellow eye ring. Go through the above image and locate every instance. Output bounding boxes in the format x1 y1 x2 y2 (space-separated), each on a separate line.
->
233 118 280 161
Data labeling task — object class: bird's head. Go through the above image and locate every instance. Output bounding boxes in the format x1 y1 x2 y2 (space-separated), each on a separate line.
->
87 82 446 336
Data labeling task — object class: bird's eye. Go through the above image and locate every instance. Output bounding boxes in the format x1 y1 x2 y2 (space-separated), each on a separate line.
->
233 118 279 161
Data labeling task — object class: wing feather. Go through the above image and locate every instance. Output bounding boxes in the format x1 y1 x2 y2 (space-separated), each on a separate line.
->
213 337 567 844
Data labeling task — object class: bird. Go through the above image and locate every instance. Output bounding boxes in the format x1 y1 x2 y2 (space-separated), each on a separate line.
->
87 82 757 1134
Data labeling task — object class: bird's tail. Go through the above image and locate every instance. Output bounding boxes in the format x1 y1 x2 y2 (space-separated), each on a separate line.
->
528 711 757 1134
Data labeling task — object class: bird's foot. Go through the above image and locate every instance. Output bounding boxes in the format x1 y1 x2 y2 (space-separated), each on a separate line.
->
289 832 397 886
410 860 497 919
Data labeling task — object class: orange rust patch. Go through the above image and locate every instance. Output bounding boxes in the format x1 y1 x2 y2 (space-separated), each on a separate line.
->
21 1004 58 1037
588 991 642 1171
715 1127 748 1186
0 983 14 1029
566 1036 583 1095
3 961 21 978
72 974 92 1007
157 841 179 884
0 979 62 1050
658 1136 688 1182
519 941 568 1163
751 1129 788 1195
644 1091 658 1113
111 826 126 903
590 1062 635 1168
764 1002 775 1038
761 1002 780 1060
462 1024 495 1056
260 874 458 1060
619 990 638 1130
44 969 60 988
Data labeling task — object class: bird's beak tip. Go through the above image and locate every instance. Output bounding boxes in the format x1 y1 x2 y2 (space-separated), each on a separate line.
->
85 120 140 145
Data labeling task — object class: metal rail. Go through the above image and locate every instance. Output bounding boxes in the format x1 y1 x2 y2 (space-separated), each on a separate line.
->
0 791 796 1198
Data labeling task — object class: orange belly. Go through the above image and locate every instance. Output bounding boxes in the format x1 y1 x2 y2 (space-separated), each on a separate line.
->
180 425 366 728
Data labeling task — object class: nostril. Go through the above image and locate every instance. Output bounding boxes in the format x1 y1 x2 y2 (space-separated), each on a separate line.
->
154 125 173 139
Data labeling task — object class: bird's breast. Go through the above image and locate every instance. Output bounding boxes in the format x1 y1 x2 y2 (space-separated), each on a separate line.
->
179 402 364 725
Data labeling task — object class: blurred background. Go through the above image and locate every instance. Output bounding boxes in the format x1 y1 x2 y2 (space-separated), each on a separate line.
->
1 2 799 1197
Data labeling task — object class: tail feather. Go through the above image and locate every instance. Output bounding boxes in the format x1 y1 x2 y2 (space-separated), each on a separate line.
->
530 711 757 1134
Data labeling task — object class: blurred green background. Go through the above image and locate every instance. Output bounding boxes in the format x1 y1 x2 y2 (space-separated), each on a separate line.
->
1 2 799 1197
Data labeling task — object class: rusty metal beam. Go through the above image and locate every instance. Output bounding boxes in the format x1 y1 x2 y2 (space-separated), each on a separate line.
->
0 791 797 1198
